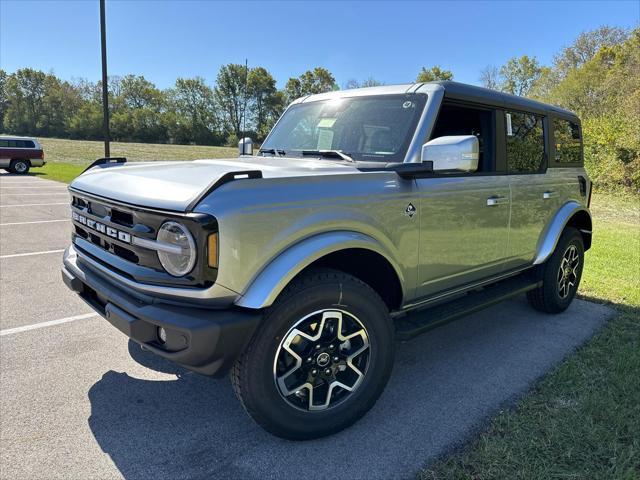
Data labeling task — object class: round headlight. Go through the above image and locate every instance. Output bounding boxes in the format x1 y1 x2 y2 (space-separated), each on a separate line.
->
156 221 196 277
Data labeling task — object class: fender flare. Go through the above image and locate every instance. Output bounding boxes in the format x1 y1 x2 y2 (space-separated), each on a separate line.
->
235 231 405 309
533 201 592 265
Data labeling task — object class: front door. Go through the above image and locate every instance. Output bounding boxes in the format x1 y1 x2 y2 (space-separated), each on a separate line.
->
414 101 510 299
416 176 510 297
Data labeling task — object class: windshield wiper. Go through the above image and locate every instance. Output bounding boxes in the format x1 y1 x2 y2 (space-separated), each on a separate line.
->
259 148 286 157
301 150 356 163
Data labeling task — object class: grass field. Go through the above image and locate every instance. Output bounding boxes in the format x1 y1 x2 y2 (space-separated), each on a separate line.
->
422 194 640 479
33 137 238 183
24 137 640 477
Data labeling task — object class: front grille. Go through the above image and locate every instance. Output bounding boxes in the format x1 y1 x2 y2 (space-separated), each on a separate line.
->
69 189 218 288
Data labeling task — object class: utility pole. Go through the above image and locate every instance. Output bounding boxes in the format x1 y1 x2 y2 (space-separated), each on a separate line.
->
99 0 110 157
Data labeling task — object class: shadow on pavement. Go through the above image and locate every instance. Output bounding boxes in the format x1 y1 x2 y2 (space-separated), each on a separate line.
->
87 297 614 480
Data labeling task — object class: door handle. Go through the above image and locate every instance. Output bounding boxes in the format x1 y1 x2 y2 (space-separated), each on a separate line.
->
486 196 509 206
543 191 558 199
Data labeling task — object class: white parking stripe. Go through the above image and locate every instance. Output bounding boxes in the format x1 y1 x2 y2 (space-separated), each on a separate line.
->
0 186 67 190
0 203 69 207
0 219 69 226
0 313 99 337
0 249 65 259
1 193 69 196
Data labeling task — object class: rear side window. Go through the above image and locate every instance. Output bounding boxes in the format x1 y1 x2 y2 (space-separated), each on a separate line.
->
553 118 582 164
505 111 545 173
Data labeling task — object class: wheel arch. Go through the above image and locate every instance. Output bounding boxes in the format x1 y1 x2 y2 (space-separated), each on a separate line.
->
533 201 592 265
234 231 405 310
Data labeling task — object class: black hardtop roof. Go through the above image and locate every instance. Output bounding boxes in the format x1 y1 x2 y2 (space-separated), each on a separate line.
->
428 81 579 120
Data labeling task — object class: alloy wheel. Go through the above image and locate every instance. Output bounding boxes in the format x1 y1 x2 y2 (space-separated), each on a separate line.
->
273 309 371 411
557 244 579 299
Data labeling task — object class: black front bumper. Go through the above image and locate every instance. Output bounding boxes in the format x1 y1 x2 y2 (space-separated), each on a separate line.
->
62 247 261 377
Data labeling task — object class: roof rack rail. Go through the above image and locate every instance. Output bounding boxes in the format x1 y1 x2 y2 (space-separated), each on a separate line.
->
82 157 127 174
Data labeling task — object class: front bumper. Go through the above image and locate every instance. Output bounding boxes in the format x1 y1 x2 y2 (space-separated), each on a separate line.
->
62 246 262 377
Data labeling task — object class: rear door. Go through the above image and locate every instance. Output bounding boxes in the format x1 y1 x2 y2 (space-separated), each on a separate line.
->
415 102 510 298
503 110 558 268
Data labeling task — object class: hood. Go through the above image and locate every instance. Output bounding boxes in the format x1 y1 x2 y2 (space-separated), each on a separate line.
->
70 156 359 211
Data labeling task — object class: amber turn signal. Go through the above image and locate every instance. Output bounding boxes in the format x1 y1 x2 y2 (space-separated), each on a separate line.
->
208 233 219 268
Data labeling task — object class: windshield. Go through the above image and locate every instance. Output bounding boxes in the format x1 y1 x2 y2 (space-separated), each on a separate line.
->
261 94 426 163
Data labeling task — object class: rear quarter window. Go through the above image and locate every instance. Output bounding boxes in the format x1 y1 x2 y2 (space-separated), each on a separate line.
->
553 118 582 165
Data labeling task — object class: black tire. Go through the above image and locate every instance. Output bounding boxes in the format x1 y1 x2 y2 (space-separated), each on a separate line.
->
10 159 30 174
527 227 584 313
231 269 395 440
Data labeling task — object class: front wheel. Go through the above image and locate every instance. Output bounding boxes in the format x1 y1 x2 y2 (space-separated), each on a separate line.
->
527 227 584 313
231 269 395 439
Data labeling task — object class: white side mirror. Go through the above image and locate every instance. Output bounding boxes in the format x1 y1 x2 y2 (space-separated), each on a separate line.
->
238 137 253 156
421 135 479 172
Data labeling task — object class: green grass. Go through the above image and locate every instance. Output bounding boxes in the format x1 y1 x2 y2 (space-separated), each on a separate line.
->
421 192 640 480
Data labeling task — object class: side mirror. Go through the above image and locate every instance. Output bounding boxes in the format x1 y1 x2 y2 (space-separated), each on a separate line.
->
421 135 479 173
238 137 253 156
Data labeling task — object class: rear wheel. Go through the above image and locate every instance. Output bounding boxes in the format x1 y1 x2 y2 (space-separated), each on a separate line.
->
527 227 584 313
10 159 30 174
231 269 395 439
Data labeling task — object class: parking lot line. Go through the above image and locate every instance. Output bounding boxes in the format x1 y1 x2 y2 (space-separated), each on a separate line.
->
0 312 98 337
0 203 69 208
0 219 69 226
0 193 69 196
0 187 68 190
0 249 65 259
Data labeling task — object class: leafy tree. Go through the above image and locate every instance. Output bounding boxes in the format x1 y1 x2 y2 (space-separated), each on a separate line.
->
167 77 219 144
499 55 542 96
544 29 639 191
479 65 500 90
0 69 8 132
247 67 280 140
416 66 453 82
117 74 163 109
214 63 249 139
284 67 337 103
553 26 630 77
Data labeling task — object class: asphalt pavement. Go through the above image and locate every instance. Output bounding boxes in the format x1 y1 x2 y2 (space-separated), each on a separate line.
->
0 172 614 480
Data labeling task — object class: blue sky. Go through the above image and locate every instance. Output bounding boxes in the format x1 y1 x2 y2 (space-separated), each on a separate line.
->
1 1 638 89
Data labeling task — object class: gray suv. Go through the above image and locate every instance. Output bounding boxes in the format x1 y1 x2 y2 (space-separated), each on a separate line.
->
62 82 592 439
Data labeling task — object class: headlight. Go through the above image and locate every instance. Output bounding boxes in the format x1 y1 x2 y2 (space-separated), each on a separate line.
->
156 221 196 277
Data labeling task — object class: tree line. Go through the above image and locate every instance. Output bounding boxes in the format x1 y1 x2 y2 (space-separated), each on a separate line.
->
0 26 636 191
0 65 331 146
0 63 455 147
478 26 638 192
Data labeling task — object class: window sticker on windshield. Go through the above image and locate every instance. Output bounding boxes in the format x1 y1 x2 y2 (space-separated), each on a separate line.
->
317 128 334 149
506 113 513 136
317 118 337 128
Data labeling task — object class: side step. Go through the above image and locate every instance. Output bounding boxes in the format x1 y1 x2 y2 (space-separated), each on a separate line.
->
394 272 541 341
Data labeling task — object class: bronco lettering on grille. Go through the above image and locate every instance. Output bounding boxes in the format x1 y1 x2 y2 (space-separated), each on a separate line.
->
72 211 131 243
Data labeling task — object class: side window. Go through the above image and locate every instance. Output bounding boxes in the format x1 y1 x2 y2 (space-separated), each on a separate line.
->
553 118 582 164
430 103 494 172
8 140 18 148
0 140 8 147
24 140 36 148
505 111 545 173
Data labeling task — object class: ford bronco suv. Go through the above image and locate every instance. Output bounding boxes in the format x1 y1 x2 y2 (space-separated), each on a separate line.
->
62 82 592 439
